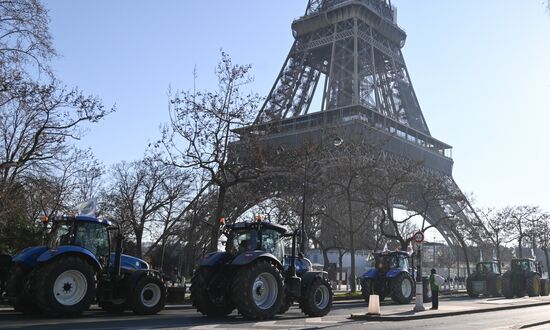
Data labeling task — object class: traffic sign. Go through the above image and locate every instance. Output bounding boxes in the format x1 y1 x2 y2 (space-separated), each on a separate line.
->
413 231 424 244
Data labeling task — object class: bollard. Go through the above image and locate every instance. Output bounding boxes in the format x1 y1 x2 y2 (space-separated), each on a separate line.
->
367 294 381 315
413 281 425 312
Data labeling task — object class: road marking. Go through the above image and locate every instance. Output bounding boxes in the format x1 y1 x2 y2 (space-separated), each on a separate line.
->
305 317 338 324
252 321 302 328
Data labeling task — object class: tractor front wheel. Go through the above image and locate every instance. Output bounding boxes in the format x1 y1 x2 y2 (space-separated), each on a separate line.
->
390 272 414 304
299 277 333 317
129 274 166 315
526 274 541 297
232 260 283 320
35 256 96 317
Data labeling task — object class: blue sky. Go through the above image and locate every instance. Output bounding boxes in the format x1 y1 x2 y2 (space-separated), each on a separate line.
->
44 0 550 211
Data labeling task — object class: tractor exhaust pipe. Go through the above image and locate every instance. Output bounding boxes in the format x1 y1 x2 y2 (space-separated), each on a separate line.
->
113 229 123 280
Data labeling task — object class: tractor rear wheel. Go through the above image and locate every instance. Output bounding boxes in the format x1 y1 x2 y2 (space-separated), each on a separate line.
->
35 256 96 317
129 274 166 315
6 263 38 315
299 277 333 317
487 274 503 297
502 277 514 298
526 274 541 297
540 279 550 296
232 260 283 320
190 267 235 317
390 272 414 304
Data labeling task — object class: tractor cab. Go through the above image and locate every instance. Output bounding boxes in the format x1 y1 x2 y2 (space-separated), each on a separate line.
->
475 261 501 275
371 251 410 274
48 216 112 267
510 259 538 273
225 221 286 261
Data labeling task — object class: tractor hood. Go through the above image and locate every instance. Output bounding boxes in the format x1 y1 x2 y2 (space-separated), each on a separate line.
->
199 252 230 267
109 253 149 271
12 246 48 267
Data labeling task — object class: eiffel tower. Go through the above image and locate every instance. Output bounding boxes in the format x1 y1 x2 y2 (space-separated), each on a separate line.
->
239 0 478 248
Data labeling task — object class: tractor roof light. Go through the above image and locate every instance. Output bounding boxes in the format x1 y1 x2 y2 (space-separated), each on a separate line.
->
40 215 49 224
255 214 265 222
219 217 225 225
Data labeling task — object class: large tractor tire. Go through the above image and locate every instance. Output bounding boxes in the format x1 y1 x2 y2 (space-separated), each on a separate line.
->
299 277 333 317
540 279 550 296
129 274 166 315
390 272 415 304
190 267 235 317
35 256 96 317
231 260 283 320
6 263 38 315
502 277 514 298
487 274 503 297
526 274 541 297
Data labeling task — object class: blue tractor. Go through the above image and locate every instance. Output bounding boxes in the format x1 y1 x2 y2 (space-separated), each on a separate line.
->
360 251 431 304
190 220 333 320
0 215 166 317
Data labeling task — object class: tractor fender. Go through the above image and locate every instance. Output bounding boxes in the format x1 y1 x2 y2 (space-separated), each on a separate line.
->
36 246 102 271
231 251 283 271
362 268 379 279
386 268 408 279
301 271 329 291
11 246 48 268
199 252 230 267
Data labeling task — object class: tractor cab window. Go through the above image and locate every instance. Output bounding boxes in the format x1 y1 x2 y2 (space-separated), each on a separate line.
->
227 229 258 254
74 222 110 260
49 221 74 247
512 260 530 271
262 229 284 261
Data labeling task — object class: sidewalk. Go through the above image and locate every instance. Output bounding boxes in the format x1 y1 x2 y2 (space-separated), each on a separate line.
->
351 296 550 321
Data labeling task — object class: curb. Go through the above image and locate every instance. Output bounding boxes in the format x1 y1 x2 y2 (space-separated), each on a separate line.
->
350 300 550 321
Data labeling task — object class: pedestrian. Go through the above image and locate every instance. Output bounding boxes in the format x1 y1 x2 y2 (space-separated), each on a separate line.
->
430 268 440 310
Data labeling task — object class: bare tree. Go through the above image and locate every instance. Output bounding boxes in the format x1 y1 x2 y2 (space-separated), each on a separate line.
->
476 207 511 262
505 205 543 258
160 52 262 252
0 0 56 75
106 158 191 258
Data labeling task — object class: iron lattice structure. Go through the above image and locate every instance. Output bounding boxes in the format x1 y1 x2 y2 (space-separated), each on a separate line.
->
241 0 480 247
257 0 428 135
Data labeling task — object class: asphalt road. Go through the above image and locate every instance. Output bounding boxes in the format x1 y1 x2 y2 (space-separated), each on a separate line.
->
1 298 550 329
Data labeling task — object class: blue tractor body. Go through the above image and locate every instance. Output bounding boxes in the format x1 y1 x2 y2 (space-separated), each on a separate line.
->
2 215 166 317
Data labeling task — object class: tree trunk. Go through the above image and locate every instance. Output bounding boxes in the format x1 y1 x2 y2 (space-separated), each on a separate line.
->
136 233 143 259
518 237 523 258
543 248 550 276
208 186 226 252
322 247 330 272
